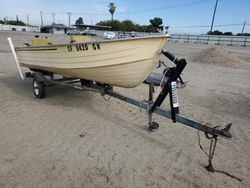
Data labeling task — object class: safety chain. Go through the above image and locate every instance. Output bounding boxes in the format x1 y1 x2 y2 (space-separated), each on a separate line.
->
197 130 243 182
205 134 217 172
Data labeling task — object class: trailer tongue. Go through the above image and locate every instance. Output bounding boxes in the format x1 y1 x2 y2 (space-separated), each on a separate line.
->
104 51 239 180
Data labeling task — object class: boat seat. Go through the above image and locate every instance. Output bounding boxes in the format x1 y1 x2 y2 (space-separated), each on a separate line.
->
31 38 52 46
70 35 92 43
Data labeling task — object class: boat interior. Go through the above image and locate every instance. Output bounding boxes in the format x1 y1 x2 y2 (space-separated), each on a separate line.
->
25 35 93 47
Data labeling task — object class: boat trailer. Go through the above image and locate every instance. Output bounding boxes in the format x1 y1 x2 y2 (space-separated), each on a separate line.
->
9 37 238 177
7 37 233 139
24 50 233 139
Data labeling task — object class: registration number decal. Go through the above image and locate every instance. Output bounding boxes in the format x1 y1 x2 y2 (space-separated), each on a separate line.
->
67 43 101 52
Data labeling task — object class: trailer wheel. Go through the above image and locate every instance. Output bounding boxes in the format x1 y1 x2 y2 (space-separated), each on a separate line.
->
80 79 93 87
33 79 45 98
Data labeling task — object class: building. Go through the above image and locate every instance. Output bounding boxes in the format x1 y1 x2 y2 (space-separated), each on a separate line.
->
0 24 39 32
41 23 70 34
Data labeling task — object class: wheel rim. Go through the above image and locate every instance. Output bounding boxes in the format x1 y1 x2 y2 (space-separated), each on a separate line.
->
33 81 39 95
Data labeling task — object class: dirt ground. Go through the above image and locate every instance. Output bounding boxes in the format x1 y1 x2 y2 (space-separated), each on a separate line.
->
0 31 250 188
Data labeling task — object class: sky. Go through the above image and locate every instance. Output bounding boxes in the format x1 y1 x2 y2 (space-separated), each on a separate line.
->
0 0 249 34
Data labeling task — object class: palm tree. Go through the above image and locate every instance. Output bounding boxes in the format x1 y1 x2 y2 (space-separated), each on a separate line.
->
108 2 116 22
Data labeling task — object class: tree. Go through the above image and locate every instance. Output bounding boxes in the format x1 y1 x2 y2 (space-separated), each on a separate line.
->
121 20 136 31
207 30 222 35
207 30 233 35
96 18 160 33
108 2 116 22
75 17 84 25
236 33 250 36
0 19 25 26
223 32 233 36
149 17 163 32
97 20 122 31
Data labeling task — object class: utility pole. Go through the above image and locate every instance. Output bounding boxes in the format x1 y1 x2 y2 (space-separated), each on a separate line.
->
210 0 218 32
16 15 19 21
52 13 55 24
40 11 43 27
67 12 71 27
241 20 246 34
26 14 29 25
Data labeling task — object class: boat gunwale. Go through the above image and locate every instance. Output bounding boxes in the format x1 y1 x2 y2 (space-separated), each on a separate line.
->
15 34 169 51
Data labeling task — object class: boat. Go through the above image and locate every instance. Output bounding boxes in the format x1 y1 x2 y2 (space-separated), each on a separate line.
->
13 35 169 88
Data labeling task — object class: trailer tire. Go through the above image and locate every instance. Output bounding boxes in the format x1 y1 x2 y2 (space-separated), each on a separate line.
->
80 79 93 87
33 79 45 98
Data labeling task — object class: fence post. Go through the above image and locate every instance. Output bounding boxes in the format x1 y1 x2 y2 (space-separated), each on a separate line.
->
243 37 247 47
230 37 233 46
216 36 221 45
185 35 189 43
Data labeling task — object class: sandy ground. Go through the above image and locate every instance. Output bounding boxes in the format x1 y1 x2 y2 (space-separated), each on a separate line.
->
0 31 250 188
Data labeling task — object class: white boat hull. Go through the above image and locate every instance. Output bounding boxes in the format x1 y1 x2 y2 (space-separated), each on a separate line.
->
15 36 168 88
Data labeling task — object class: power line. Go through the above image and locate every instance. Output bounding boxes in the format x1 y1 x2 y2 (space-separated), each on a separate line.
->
0 0 219 21
174 25 210 28
172 23 250 28
118 0 210 14
55 0 209 16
